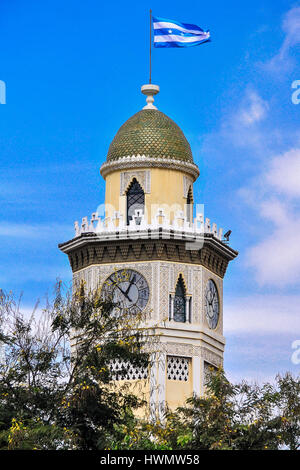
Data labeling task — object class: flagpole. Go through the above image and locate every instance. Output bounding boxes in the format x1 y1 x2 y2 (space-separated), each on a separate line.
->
149 9 152 83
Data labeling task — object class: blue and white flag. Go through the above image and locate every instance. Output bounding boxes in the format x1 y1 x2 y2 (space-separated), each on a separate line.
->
153 16 210 48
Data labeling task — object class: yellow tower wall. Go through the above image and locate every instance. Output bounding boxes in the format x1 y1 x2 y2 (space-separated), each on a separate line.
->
103 167 194 223
165 360 193 411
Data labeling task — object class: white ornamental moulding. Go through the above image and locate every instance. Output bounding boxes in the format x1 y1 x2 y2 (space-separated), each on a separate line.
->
100 154 200 180
120 170 151 195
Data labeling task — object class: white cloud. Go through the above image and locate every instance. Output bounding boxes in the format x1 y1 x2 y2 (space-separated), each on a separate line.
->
246 225 300 286
240 145 300 286
258 198 290 225
201 88 271 159
224 295 300 383
264 6 300 73
266 148 300 198
224 294 300 334
202 90 298 288
201 89 300 289
238 91 269 126
280 6 300 58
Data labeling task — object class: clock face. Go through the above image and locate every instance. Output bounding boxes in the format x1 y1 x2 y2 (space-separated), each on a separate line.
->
102 269 149 315
205 279 219 329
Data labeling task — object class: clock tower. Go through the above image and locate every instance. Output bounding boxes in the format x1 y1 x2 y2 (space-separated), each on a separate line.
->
59 84 238 420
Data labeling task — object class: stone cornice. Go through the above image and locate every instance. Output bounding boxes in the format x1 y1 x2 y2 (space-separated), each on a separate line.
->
58 232 238 279
100 154 200 180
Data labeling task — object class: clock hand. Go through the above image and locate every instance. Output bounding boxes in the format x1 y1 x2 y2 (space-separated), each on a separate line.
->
208 307 214 317
115 284 132 302
206 299 214 316
125 275 136 296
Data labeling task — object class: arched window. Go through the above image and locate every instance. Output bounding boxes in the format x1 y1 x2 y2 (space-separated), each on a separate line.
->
126 178 145 225
186 186 193 223
174 275 186 322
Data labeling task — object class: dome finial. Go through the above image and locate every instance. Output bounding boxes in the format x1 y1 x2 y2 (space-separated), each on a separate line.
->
141 84 160 109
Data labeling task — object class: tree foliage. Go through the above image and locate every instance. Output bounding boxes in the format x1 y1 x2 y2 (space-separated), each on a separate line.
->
0 285 298 450
106 369 300 451
0 282 149 450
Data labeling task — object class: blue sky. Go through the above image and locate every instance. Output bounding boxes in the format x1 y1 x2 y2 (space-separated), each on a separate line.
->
0 0 299 383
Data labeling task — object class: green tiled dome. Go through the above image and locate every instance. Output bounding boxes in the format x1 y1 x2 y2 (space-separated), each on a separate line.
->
106 109 193 163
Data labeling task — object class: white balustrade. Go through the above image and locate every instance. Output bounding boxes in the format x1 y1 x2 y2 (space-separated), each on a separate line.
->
73 208 224 241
